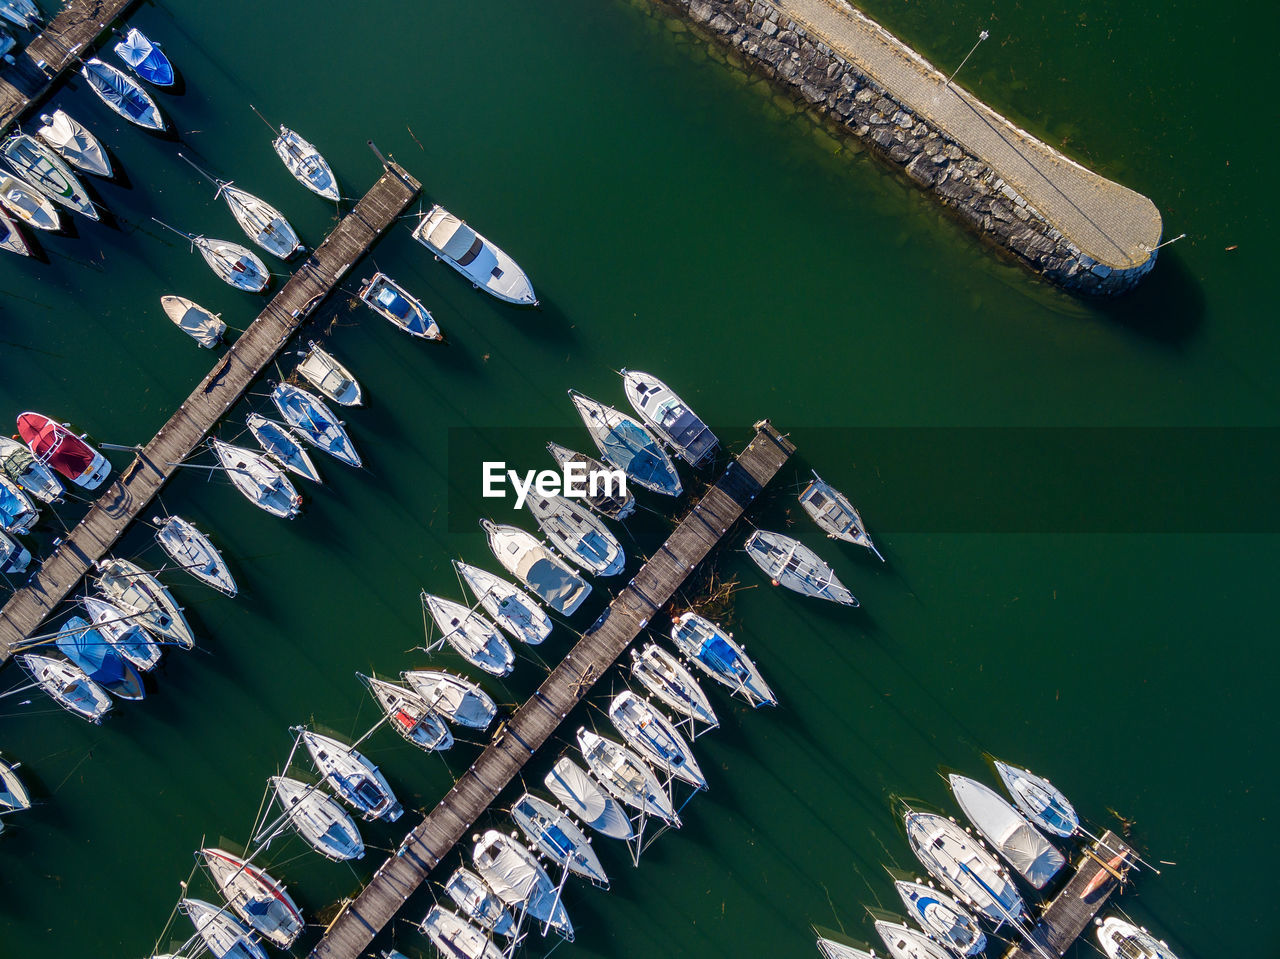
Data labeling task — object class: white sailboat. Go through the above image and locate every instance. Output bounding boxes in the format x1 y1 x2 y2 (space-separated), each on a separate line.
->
0 0 39 30
543 757 636 841
295 341 362 406
0 175 60 231
153 219 270 293
480 519 591 616
210 438 302 519
81 57 166 131
421 592 515 677
744 529 857 605
893 879 986 957
525 491 625 577
569 391 682 497
244 413 321 485
401 669 497 730
296 729 402 822
607 690 706 790
0 132 97 220
160 295 226 348
1096 917 1181 959
419 906 505 959
181 898 268 959
903 809 1025 925
154 515 237 597
93 557 195 649
511 792 610 887
412 204 537 305
18 653 112 723
874 919 953 959
82 595 162 671
269 383 360 467
269 122 340 201
993 760 1079 839
268 776 364 861
454 560 552 646
180 153 303 260
628 643 718 730
0 754 31 814
546 441 636 520
799 471 884 560
949 774 1066 888
670 611 775 708
35 110 112 178
198 848 304 950
816 937 877 959
576 728 679 827
358 673 452 752
620 368 719 467
443 867 517 939
471 829 573 939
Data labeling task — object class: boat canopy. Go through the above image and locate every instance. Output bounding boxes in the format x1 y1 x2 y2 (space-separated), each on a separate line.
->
56 617 126 686
83 60 153 121
524 557 581 608
601 420 668 487
22 418 94 478
951 775 1065 888
430 213 483 264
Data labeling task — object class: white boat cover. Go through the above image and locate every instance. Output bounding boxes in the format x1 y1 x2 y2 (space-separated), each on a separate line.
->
472 830 572 937
545 757 635 840
482 520 590 615
35 110 111 178
950 775 1065 888
162 295 226 348
421 906 504 959
182 898 268 959
875 920 952 959
893 880 985 956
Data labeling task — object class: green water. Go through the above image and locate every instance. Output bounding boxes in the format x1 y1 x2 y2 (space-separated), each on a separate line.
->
0 1 1273 957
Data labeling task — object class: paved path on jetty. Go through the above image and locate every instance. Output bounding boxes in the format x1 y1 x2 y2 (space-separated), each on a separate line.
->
309 423 795 959
774 0 1162 269
0 162 421 663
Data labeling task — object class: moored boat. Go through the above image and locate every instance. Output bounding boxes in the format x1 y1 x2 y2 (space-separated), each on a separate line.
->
544 757 635 841
357 272 441 340
744 529 856 605
270 124 339 201
421 592 514 677
0 474 37 534
0 435 63 503
269 383 360 467
154 515 237 597
993 759 1079 839
180 897 269 959
160 295 226 348
358 673 453 752
244 413 321 485
114 27 175 86
36 109 112 178
268 776 364 861
546 441 636 520
0 0 39 30
443 867 517 939
949 774 1066 889
412 204 537 306
419 906 505 959
1096 916 1181 959
607 690 706 790
471 829 572 939
210 438 302 519
816 937 876 959
620 369 718 467
81 58 166 131
296 341 362 406
18 652 112 723
526 491 625 577
0 754 31 814
401 669 496 730
0 175 60 231
0 530 30 575
54 617 145 701
198 848 304 949
0 204 30 256
874 919 952 959
799 471 883 560
569 391 681 497
903 808 1025 925
669 611 775 708
454 560 552 646
629 643 718 729
16 412 111 489
296 729 402 821
480 519 591 616
0 132 97 220
576 728 679 827
82 595 162 671
180 155 302 260
153 219 269 292
512 792 610 887
94 557 195 649
893 879 986 956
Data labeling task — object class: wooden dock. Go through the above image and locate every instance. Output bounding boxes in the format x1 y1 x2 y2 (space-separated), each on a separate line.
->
0 161 421 663
308 422 796 959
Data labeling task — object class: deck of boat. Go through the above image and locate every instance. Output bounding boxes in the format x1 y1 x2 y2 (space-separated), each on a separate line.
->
308 422 795 959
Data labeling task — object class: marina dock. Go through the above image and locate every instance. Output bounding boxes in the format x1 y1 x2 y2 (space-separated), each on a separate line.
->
309 422 796 959
0 161 421 663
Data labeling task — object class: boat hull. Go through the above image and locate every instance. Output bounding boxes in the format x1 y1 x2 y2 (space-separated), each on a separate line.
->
17 413 110 489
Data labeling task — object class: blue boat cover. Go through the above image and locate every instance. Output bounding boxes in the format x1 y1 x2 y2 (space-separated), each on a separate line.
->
114 29 175 86
0 483 27 527
600 421 677 493
56 616 127 685
699 635 746 679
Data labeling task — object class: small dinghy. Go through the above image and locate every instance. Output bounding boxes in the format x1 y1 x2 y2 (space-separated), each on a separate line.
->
154 220 269 293
512 792 610 887
443 867 516 939
412 204 537 306
670 611 775 708
569 391 681 497
904 808 1024 925
621 369 718 467
155 515 237 597
0 0 39 30
949 774 1065 888
608 690 706 790
0 436 63 503
893 880 986 956
401 669 496 730
296 341 362 406
421 592 515 677
199 848 304 950
0 175 60 231
82 595 162 671
36 109 112 178
0 754 31 814
629 644 718 730
16 413 110 489
19 652 112 723
874 919 953 959
526 491 625 577
358 272 441 340
799 472 883 560
160 295 226 348
0 530 31 575
576 728 679 827
54 617 145 699
181 897 269 959
296 729 402 822
745 529 856 605
0 204 31 256
81 58 166 131
358 673 452 752
419 906 505 959
268 121 339 201
210 438 302 519
268 776 364 861
244 413 321 485
544 757 635 841
94 557 195 649
546 441 636 520
181 154 303 260
480 519 591 616
454 560 552 646
0 132 97 220
472 829 572 939
817 937 876 959
1096 917 1181 959
113 28 175 87
0 474 37 534
994 759 1079 839
270 383 360 467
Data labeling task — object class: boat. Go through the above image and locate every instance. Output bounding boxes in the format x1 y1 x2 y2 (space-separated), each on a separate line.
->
180 898 269 959
357 272 441 340
454 560 552 646
1096 917 1181 959
799 472 883 560
949 774 1066 889
269 383 361 467
159 295 226 348
669 611 775 707
154 515 237 596
576 728 679 827
0 435 63 503
546 441 636 520
512 792 610 887
543 757 635 841
412 204 537 305
0 204 30 256
81 58 166 131
198 848 304 949
607 690 706 789
401 669 496 730
94 557 195 649
0 530 30 576
893 880 986 956
569 391 682 497
0 754 31 814
419 906 505 959
629 643 718 729
154 220 269 292
35 109 112 178
1082 851 1129 898
620 369 718 467
209 438 303 519
0 175 60 231
0 0 38 30
359 673 453 752
180 155 303 260
421 592 515 677
270 124 339 201
443 867 517 938
16 412 111 489
903 809 1025 925
525 491 625 576
296 729 402 822
244 413 321 485
113 28 175 87
268 776 364 861
82 595 162 671
744 529 857 605
296 341 362 406
18 652 112 723
816 938 876 959
993 760 1079 839
0 132 98 220
480 519 591 616
874 919 953 959
0 474 37 534
471 829 572 939
54 615 146 700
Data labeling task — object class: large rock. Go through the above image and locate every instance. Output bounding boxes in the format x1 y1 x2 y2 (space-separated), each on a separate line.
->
690 0 714 23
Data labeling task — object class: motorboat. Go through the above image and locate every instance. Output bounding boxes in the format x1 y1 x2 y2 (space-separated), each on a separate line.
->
0 132 97 220
576 728 679 827
94 557 195 649
271 124 339 201
160 295 226 348
893 880 986 956
0 175 60 231
268 776 364 861
443 867 516 938
1096 917 1181 959
546 441 635 520
993 759 1079 839
154 515 237 597
180 155 302 260
18 652 112 723
454 559 552 645
113 28 175 87
544 757 635 841
526 491 625 576
270 383 361 467
36 109 112 177
401 669 496 730
949 774 1066 889
816 938 876 959
0 754 31 814
512 792 609 887
903 808 1025 925
419 906 505 959
471 829 572 939
799 471 883 561
359 673 453 752
480 519 590 616
82 595 162 671
0 204 31 256
421 592 514 677
0 474 37 534
198 848 304 949
0 0 38 29
874 919 953 959
620 369 718 467
180 897 269 959
629 643 718 729
607 690 706 789
210 438 303 519
670 611 775 708
569 391 681 497
296 341 362 406
0 435 63 502
16 413 110 489
412 204 536 305
0 530 30 575
744 529 856 605
296 728 402 822
358 272 440 340
154 220 270 292
54 615 146 700
81 58 166 131
244 413 321 485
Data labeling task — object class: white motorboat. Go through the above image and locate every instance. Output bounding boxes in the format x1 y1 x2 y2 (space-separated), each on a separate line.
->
0 175 60 231
904 809 1025 925
0 473 37 534
816 937 876 959
412 204 537 305
454 560 552 645
94 557 195 649
544 757 635 841
0 132 97 220
525 491 625 577
419 906 505 959
268 776 364 861
949 774 1066 889
874 919 952 959
296 728 402 822
154 515 237 597
81 58 166 131
244 413 321 485
0 435 63 502
893 880 986 956
799 471 884 560
199 848 304 949
480 519 591 616
629 644 718 730
181 898 268 959
271 124 339 201
744 529 857 605
358 272 441 340
546 441 636 520
180 155 303 260
607 690 706 790
0 530 30 576
443 867 517 938
421 592 515 677
154 219 269 292
15 413 110 489
210 438 303 519
82 595 162 671
19 653 112 723
993 760 1079 839
670 611 775 708
401 669 497 730
0 754 31 814
160 295 226 348
512 792 610 887
620 369 718 467
359 673 452 752
471 829 572 939
569 391 682 497
269 382 361 467
1096 917 1181 959
296 341 362 406
0 204 31 256
35 110 112 178
576 728 679 827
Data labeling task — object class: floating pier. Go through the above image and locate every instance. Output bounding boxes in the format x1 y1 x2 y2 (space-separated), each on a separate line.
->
308 422 795 959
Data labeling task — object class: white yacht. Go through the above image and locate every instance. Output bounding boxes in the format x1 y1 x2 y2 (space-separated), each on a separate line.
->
670 611 775 708
271 125 339 201
18 653 112 723
94 557 195 649
154 515 237 597
160 295 226 348
569 391 681 497
296 341 363 406
180 898 268 959
244 413 322 485
454 559 552 645
296 729 402 822
874 919 953 959
629 644 718 730
82 595 162 671
419 906 505 959
413 204 537 305
401 669 497 730
198 848 304 950
525 491 625 576
471 829 572 939
443 867 516 939
0 754 31 814
512 792 609 887
181 155 303 260
268 776 364 861
1096 917 1181 959
359 673 453 752
799 471 884 560
949 774 1065 888
744 529 857 605
544 757 635 841
421 592 515 677
893 880 986 956
35 110 112 178
576 728 679 827
904 809 1025 925
607 690 706 790
210 438 303 518
480 519 591 616
154 220 269 292
269 383 361 467
620 369 718 467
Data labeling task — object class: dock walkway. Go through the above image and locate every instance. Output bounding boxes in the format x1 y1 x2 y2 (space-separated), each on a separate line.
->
308 422 795 959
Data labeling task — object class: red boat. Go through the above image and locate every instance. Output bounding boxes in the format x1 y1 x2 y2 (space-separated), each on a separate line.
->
16 413 111 490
